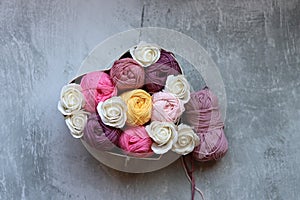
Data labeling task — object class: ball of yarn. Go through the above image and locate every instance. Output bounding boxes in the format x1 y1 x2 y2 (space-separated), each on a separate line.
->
183 87 228 161
183 87 223 133
80 71 117 112
192 129 228 161
151 91 185 123
82 113 122 151
110 58 145 90
145 50 182 93
120 89 152 126
119 126 153 158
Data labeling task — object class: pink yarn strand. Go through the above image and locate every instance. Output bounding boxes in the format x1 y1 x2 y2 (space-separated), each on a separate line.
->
181 156 205 200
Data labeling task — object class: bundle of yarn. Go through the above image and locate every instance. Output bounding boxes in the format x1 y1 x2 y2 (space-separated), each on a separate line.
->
145 50 182 94
80 71 117 112
120 89 152 126
110 58 145 90
184 87 228 161
119 126 153 158
82 113 122 151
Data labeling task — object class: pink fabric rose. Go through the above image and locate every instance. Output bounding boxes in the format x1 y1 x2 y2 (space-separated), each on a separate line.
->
119 126 153 158
151 92 185 123
80 71 117 112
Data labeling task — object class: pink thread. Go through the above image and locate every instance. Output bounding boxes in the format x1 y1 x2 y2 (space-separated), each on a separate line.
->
182 156 205 200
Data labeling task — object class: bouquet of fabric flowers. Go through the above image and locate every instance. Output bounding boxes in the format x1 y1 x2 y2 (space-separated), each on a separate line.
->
58 42 228 161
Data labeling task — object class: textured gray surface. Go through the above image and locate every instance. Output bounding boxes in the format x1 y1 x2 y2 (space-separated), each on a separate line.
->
1 0 300 199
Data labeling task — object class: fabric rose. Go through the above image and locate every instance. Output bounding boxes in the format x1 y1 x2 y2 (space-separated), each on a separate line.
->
110 58 145 90
119 126 153 158
145 121 178 154
164 75 191 104
58 83 85 115
65 110 89 138
80 71 117 113
151 92 185 123
172 124 200 155
130 41 161 67
120 89 152 126
97 96 127 128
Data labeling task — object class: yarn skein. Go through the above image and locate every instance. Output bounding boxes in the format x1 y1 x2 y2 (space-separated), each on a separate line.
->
120 89 152 126
82 113 121 151
80 71 117 113
183 87 228 161
192 129 228 161
183 87 224 133
151 91 185 123
119 126 153 158
110 58 145 90
144 50 182 94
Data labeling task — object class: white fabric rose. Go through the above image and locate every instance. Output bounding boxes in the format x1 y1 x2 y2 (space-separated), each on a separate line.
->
65 110 89 138
58 83 85 115
97 96 127 128
130 41 161 67
164 75 191 104
145 121 178 154
172 124 200 155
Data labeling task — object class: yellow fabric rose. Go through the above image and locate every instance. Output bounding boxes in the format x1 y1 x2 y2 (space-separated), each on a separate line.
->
120 89 152 126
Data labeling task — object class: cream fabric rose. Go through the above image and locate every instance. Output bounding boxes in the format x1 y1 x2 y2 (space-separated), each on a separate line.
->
130 42 161 67
97 96 127 128
145 121 178 154
172 124 200 155
164 75 191 104
58 83 85 115
65 110 89 138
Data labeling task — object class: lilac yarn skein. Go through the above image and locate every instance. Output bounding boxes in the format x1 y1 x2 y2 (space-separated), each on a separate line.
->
193 129 228 161
82 113 121 151
183 87 228 161
144 50 182 93
183 87 224 133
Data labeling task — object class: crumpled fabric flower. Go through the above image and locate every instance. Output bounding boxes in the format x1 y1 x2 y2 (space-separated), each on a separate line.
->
164 75 190 104
97 96 127 128
145 121 178 154
130 41 161 67
58 83 85 115
65 110 89 138
172 124 200 155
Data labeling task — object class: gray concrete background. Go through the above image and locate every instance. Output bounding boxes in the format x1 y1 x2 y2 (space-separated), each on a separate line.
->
0 0 300 199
